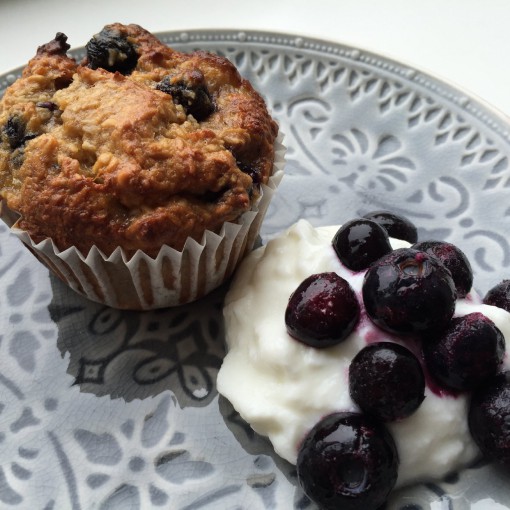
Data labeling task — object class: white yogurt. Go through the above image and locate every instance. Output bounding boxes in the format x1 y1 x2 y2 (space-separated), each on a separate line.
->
217 219 510 488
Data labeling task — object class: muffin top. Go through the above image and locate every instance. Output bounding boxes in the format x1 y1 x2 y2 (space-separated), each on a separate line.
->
0 23 278 257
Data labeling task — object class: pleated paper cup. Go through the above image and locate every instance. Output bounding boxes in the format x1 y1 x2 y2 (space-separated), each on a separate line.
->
2 135 285 310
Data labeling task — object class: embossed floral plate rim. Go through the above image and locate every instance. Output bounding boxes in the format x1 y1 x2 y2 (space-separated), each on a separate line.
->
1 29 510 510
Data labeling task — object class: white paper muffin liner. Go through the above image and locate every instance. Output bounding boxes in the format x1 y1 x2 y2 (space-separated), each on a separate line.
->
2 135 285 310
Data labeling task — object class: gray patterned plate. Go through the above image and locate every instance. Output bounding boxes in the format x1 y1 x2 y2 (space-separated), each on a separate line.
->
0 30 510 509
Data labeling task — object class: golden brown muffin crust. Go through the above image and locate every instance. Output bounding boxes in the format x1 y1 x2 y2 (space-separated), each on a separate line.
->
0 24 278 257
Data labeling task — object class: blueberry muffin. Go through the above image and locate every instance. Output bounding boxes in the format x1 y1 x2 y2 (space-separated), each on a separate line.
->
0 24 283 308
0 23 279 257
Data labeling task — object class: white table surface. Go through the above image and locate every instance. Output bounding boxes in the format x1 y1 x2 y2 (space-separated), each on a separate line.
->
0 0 509 119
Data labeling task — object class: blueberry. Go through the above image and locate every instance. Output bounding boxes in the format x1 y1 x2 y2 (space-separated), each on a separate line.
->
156 72 214 121
236 159 260 185
36 32 70 57
484 280 510 312
2 116 37 151
3 116 26 150
423 312 505 392
297 412 398 510
349 342 425 421
285 272 360 348
332 219 392 272
86 27 138 74
363 210 418 243
362 248 456 335
469 371 510 466
36 101 59 112
412 240 473 298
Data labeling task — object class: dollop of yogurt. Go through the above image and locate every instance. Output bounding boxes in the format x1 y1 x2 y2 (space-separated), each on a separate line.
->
217 219 510 488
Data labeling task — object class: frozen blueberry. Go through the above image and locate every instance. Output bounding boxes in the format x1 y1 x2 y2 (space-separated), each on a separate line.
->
297 412 399 510
484 280 510 312
363 210 418 244
423 312 505 392
469 371 510 466
412 240 473 298
349 342 425 421
332 219 392 272
285 272 360 348
86 27 138 74
362 248 456 335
